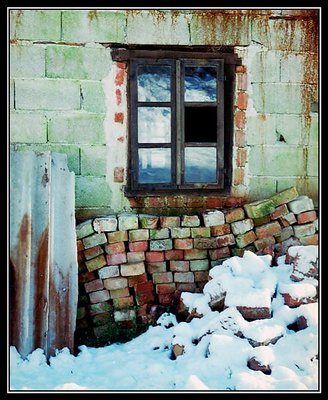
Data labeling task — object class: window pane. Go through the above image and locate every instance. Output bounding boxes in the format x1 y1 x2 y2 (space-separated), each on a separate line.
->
138 66 171 102
184 66 217 102
184 147 217 183
138 148 171 183
138 107 171 143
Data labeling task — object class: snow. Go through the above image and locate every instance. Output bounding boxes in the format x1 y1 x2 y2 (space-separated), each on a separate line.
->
9 249 319 393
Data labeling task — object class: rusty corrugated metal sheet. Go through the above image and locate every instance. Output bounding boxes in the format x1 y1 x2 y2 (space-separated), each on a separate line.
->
10 151 78 359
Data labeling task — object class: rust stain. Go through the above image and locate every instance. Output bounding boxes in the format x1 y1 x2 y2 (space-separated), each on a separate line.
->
149 10 167 24
42 167 49 187
87 10 98 22
34 226 49 350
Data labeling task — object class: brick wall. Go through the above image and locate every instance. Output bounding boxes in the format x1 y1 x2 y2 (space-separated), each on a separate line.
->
75 187 318 347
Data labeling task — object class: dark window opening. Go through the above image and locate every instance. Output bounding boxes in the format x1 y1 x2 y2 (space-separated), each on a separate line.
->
184 106 217 143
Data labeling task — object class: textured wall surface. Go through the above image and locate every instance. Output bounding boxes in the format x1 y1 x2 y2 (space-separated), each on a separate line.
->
9 9 319 217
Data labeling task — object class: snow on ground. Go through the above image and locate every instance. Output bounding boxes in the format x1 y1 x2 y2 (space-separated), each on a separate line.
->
9 248 319 393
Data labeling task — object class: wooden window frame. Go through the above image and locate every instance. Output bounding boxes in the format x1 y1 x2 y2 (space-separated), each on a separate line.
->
114 48 241 196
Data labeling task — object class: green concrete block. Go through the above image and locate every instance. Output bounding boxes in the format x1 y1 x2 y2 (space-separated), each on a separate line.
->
10 45 45 78
80 145 107 176
46 45 112 80
10 112 47 143
280 53 310 83
252 83 303 114
76 220 94 239
246 115 276 145
15 78 80 110
75 176 112 207
248 176 276 202
12 144 80 174
249 50 280 83
126 10 190 45
62 10 126 43
270 187 299 207
244 199 276 219
307 146 318 176
275 115 304 145
10 10 61 41
251 18 314 52
10 79 15 109
48 113 105 144
189 12 250 46
309 115 318 146
81 81 106 113
248 145 305 176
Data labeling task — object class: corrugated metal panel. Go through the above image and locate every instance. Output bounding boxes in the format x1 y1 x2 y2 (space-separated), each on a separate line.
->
10 151 78 360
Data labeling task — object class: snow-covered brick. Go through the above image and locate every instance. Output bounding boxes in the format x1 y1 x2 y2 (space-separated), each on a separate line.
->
247 346 274 374
287 195 314 214
243 319 285 346
93 216 117 233
279 282 317 307
231 218 254 235
207 334 251 365
118 213 139 230
286 245 318 281
202 210 225 227
218 307 248 336
224 287 271 310
293 222 316 238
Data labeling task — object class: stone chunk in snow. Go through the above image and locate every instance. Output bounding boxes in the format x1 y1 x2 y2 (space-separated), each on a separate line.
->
286 245 318 281
247 347 274 374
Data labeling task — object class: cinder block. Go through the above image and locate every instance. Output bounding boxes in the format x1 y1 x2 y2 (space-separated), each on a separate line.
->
80 146 107 176
246 115 276 145
10 112 47 143
10 44 45 77
75 176 112 207
81 80 106 113
250 50 280 83
15 78 80 110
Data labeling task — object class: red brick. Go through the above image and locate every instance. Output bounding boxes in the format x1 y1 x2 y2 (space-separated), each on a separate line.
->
115 68 125 86
235 111 246 129
236 147 247 167
176 283 197 292
84 279 104 293
164 250 184 260
146 197 166 208
253 215 271 227
127 251 145 263
235 230 257 248
158 293 174 305
254 236 276 251
89 289 110 304
77 240 84 252
114 166 124 182
78 270 98 284
85 254 107 271
103 277 128 290
129 229 149 242
167 196 186 208
236 65 247 73
205 197 226 209
115 88 122 106
128 273 148 287
145 251 164 262
136 291 155 306
174 238 193 249
153 271 173 284
113 296 134 309
237 92 248 110
106 252 127 265
297 211 317 224
184 249 208 260
83 245 103 260
225 197 247 208
107 230 128 243
160 216 180 228
105 242 125 255
193 238 218 249
156 283 176 294
216 234 236 247
128 241 148 252
110 287 130 299
169 260 189 272
235 130 246 147
134 281 154 294
186 196 205 208
282 293 317 308
211 224 231 236
233 167 245 185
194 271 209 282
191 227 211 238
255 222 282 239
209 247 230 260
114 112 124 124
116 62 126 70
270 204 289 220
128 197 145 208
236 306 271 320
174 272 194 283
279 212 297 227
237 72 247 90
299 234 318 245
146 261 167 274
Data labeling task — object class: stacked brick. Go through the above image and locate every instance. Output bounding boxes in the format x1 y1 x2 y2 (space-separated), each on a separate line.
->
75 187 318 347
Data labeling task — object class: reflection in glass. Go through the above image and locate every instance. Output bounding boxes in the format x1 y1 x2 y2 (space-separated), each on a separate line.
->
138 107 171 143
138 66 171 102
138 148 171 183
184 66 217 102
184 147 217 183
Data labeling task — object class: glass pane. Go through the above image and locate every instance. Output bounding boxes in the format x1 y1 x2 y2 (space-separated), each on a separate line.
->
138 148 171 184
138 107 171 143
138 65 171 102
184 66 217 102
184 147 217 183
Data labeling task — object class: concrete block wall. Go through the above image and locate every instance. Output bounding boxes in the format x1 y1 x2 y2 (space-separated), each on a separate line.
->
75 187 318 347
9 9 319 219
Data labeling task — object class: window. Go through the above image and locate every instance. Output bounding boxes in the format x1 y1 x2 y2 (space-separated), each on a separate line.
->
114 48 240 195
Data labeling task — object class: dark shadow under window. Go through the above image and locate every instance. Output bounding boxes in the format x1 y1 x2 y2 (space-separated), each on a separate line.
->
184 106 217 143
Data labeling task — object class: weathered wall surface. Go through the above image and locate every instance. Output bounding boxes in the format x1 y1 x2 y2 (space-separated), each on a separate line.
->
9 9 319 218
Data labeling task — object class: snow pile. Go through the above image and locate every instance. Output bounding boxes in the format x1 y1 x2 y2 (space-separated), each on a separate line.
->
10 248 319 392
